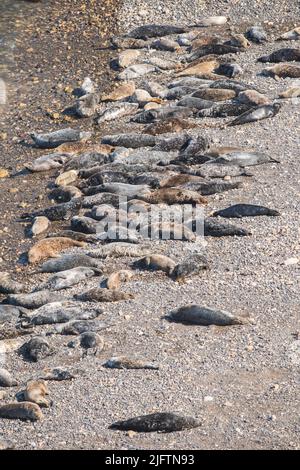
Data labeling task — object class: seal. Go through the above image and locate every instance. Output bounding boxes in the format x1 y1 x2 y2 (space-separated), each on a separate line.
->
127 24 188 39
28 301 103 326
118 64 158 81
168 305 250 325
104 356 159 370
40 253 102 273
30 216 50 236
49 186 82 203
277 27 300 41
182 180 242 195
88 243 151 259
28 237 86 264
106 270 133 290
0 272 24 295
0 402 43 421
187 44 240 62
144 118 196 135
132 106 193 124
246 25 267 43
22 198 82 222
31 128 92 149
198 102 252 118
237 90 270 106
191 88 236 101
75 288 134 302
75 93 99 118
71 215 98 234
25 152 70 172
102 133 156 149
0 368 17 387
228 103 281 126
117 49 141 68
215 63 242 78
142 188 207 205
264 64 300 78
203 218 251 237
96 102 139 123
212 203 280 218
151 38 180 52
110 412 201 433
172 253 208 282
279 86 300 98
39 367 75 381
24 380 50 408
177 59 218 77
56 319 109 336
134 254 176 275
204 147 273 166
177 96 214 110
36 267 98 291
8 290 66 309
258 48 300 63
22 336 53 362
101 82 136 101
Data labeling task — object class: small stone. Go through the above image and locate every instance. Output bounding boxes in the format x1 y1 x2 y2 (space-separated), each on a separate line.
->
283 257 299 266
0 169 9 178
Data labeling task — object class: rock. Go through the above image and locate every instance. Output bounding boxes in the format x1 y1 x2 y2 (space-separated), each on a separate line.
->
0 368 17 387
31 216 50 236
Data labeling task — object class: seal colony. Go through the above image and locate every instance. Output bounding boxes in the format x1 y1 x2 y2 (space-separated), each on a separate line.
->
0 12 296 437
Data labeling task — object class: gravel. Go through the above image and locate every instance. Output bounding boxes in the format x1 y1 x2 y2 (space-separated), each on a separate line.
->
0 0 300 450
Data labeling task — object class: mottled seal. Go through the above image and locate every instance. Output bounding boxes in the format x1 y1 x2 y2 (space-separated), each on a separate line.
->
264 64 300 78
110 412 201 433
31 128 92 149
75 288 134 302
104 356 159 370
28 237 86 264
258 48 300 63
168 305 250 325
228 103 281 126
